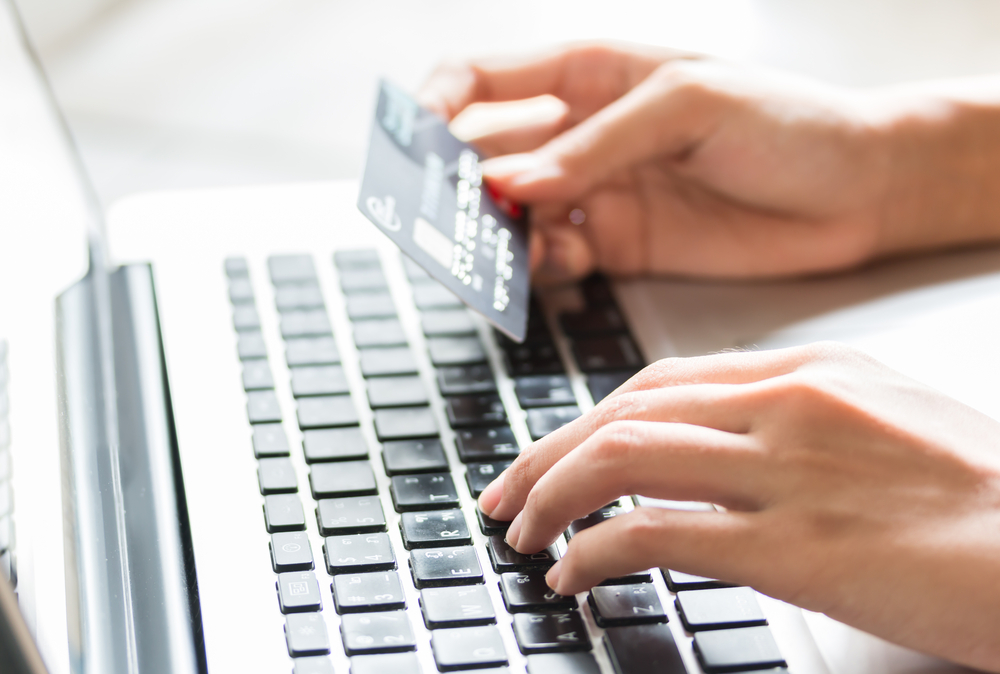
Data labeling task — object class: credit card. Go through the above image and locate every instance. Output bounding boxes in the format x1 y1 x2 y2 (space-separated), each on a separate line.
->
357 80 529 342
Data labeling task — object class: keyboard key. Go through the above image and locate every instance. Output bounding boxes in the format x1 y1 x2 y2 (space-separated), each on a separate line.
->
291 366 350 397
292 656 335 674
334 249 381 270
359 347 418 377
420 585 495 628
487 535 559 573
270 532 314 572
310 460 377 498
340 611 416 655
281 310 333 338
445 394 507 428
477 508 508 536
232 304 261 331
587 370 633 403
421 309 476 336
297 395 359 429
559 305 627 337
390 474 460 511
604 623 686 674
400 510 471 549
601 572 654 586
285 612 330 656
567 507 626 539
572 336 643 373
340 268 389 294
499 572 576 613
503 342 564 376
437 365 497 395
512 611 590 654
589 584 667 627
286 337 340 366
258 457 298 494
413 284 463 310
381 439 449 475
332 571 406 613
580 274 616 307
515 375 576 408
347 292 397 320
247 390 282 423
662 568 729 592
455 427 520 463
693 626 786 673
269 254 317 285
302 427 370 463
349 652 422 674
465 461 512 498
367 376 429 408
676 587 767 632
252 423 290 457
353 318 407 348
264 494 306 533
224 256 249 278
275 284 325 311
431 625 508 670
237 331 268 360
526 406 581 440
427 336 486 366
374 407 438 441
277 571 322 613
229 277 255 304
317 496 386 535
325 533 396 574
527 653 601 674
409 546 484 588
242 359 274 390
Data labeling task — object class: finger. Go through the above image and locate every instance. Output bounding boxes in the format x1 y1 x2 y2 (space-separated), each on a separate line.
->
470 111 571 157
509 420 764 554
530 222 595 285
548 507 760 595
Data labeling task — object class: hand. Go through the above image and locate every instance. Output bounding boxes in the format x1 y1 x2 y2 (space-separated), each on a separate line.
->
418 43 1000 283
478 342 1000 672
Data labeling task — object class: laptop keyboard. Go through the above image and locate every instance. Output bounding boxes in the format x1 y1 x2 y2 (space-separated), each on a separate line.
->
223 253 788 674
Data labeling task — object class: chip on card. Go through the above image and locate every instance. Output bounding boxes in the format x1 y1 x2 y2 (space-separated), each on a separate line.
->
357 80 529 342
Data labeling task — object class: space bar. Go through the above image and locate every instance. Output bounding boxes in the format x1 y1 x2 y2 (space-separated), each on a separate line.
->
604 623 687 674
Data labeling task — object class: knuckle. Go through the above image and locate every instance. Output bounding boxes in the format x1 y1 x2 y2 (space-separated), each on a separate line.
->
650 60 716 102
588 420 645 463
593 390 646 425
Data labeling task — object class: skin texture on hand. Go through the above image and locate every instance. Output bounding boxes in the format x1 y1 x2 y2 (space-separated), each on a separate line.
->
477 343 1000 672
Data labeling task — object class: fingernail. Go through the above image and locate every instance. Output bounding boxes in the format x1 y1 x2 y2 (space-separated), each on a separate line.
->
505 511 524 549
546 560 563 593
477 472 505 517
481 153 543 179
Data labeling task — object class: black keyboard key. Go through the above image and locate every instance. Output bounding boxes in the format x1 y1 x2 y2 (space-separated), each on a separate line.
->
512 611 590 654
567 507 626 539
302 427 369 463
427 336 487 367
382 439 449 475
258 457 298 494
346 292 397 320
285 613 330 656
573 336 643 373
662 568 730 592
359 347 418 377
317 496 386 535
601 572 653 586
349 653 421 674
237 331 268 360
676 587 767 632
445 394 507 428
252 423 290 457
247 390 282 423
325 533 396 574
242 359 274 390
515 375 576 408
503 341 564 375
465 461 511 498
270 532 314 572
277 570 322 613
281 310 333 338
499 572 576 613
224 256 249 278
527 653 601 674
477 508 508 535
587 370 632 403
340 268 389 294
431 625 508 670
421 309 476 336
340 611 416 655
604 623 686 674
374 407 438 441
420 585 495 628
437 365 497 396
390 474 460 511
269 254 317 285
367 376 429 408
353 318 407 348
286 337 340 366
293 656 335 674
232 304 261 331
526 405 580 440
693 626 786 673
413 284 463 310
400 510 471 549
297 395 359 429
291 365 350 397
455 426 520 463
334 249 381 270
589 584 667 627
264 494 306 532
310 460 377 498
559 305 626 337
332 571 406 613
409 546 484 587
487 535 559 573
580 274 616 307
275 284 325 311
228 277 255 304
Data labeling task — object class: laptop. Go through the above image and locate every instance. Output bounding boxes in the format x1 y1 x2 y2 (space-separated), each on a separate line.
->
1 1 987 672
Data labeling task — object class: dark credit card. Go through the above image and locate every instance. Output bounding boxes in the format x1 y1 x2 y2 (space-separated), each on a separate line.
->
357 80 529 342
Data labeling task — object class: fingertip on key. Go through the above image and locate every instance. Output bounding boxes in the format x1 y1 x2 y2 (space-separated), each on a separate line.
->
546 560 563 594
505 511 523 550
477 471 505 516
